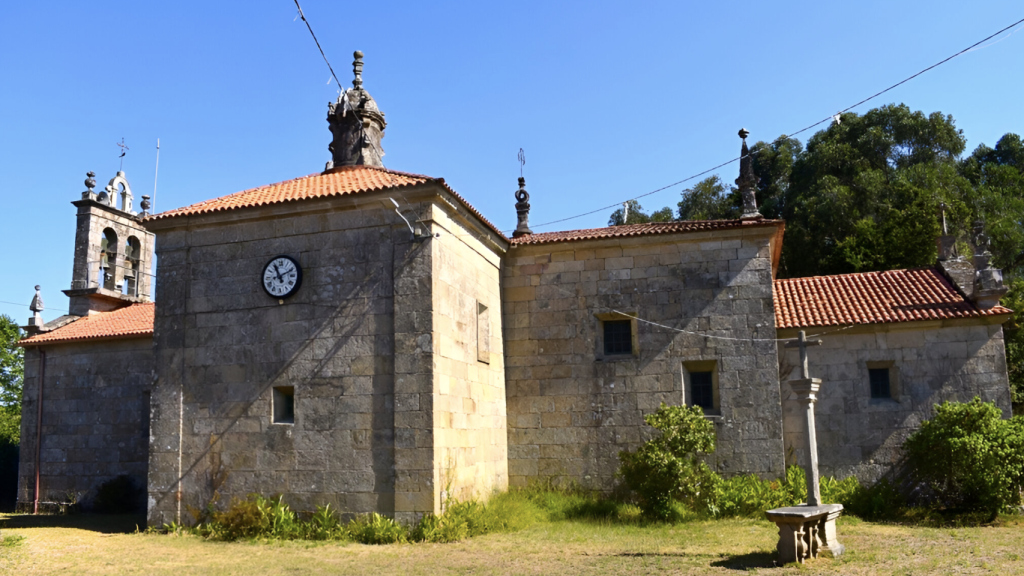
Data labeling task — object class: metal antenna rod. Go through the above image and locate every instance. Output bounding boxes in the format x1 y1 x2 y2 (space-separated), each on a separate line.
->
153 138 160 213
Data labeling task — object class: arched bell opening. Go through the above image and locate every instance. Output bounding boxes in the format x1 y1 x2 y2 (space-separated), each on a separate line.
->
100 228 118 290
123 236 142 296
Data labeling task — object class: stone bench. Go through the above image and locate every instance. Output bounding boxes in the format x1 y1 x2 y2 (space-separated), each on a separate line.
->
764 503 844 564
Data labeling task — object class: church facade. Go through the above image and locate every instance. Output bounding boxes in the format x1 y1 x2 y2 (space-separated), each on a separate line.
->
17 53 1013 525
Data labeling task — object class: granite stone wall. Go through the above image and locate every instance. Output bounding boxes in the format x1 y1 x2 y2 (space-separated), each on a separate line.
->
502 226 786 490
777 321 1012 482
429 205 508 505
146 187 507 526
17 338 153 510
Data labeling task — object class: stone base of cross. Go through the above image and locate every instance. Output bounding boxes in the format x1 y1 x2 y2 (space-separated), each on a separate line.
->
765 504 844 564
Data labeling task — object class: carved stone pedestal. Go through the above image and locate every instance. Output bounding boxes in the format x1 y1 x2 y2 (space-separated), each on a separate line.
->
765 504 844 564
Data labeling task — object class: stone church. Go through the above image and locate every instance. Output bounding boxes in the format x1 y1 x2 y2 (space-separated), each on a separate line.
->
17 53 1013 525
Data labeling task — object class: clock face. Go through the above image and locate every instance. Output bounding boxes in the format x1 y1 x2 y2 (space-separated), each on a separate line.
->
262 255 302 299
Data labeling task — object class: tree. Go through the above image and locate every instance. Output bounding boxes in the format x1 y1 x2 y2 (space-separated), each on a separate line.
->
776 105 971 278
677 175 736 221
0 314 23 445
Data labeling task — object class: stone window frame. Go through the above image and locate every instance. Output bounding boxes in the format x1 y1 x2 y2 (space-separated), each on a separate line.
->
272 385 295 424
476 300 490 364
866 360 899 401
594 311 639 361
683 360 721 416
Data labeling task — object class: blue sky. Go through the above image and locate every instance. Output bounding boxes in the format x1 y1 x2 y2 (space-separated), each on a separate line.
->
1 1 1022 320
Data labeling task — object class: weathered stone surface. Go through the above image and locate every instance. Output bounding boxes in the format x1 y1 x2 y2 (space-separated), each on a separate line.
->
145 185 507 527
778 321 1012 483
502 228 787 489
17 338 153 510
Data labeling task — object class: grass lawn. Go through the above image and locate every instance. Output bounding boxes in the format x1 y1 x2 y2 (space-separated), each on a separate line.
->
3 513 1024 575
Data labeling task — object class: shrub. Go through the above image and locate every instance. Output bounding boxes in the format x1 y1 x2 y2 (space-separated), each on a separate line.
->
617 403 721 519
840 476 905 520
306 504 346 540
347 512 407 544
412 491 547 543
904 397 1024 517
93 475 145 514
206 494 304 540
716 466 806 518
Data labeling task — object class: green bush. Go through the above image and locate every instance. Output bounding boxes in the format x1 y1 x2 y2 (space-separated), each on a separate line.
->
347 512 407 544
617 403 720 519
904 397 1024 517
93 475 145 514
203 494 308 540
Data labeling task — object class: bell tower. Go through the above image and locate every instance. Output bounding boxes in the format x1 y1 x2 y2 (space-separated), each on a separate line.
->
65 170 155 316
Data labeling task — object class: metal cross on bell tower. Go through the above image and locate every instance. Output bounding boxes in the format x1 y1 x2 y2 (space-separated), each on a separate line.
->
117 138 130 171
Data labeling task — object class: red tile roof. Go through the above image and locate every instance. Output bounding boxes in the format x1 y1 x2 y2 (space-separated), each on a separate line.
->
145 165 507 240
20 303 155 346
510 219 783 246
773 268 1011 329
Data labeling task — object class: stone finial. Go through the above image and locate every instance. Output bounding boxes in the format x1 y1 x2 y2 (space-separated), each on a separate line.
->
736 128 762 220
352 50 364 89
82 171 98 200
28 285 44 330
970 219 1008 309
512 177 533 238
140 195 152 216
326 50 386 169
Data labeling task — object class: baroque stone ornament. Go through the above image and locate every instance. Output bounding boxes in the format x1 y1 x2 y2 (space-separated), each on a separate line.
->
736 128 762 220
513 177 533 238
140 195 152 216
326 50 387 169
28 285 44 330
971 219 1008 309
82 171 98 200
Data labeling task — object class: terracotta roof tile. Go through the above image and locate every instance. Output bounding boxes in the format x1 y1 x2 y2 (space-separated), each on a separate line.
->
511 219 783 246
773 268 1011 329
20 303 155 346
145 165 508 241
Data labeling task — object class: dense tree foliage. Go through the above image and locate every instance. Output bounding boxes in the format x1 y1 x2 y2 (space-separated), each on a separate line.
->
0 314 23 445
676 175 736 221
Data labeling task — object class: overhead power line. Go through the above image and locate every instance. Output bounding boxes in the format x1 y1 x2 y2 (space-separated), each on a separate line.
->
293 0 342 89
527 15 1024 232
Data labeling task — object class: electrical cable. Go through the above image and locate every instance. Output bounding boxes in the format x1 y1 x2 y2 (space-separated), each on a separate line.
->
292 0 342 89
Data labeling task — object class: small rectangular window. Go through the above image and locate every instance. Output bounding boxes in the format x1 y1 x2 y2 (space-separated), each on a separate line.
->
477 301 490 364
690 371 714 409
273 386 295 424
603 320 633 356
869 368 891 399
683 360 719 414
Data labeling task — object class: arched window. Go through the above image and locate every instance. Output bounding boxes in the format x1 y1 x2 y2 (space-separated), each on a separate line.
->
124 236 142 296
101 228 118 290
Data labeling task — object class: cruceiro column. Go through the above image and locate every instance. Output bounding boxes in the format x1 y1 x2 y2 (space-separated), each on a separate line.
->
765 330 844 564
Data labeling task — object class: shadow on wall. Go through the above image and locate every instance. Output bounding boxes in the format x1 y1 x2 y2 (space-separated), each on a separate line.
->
152 237 421 521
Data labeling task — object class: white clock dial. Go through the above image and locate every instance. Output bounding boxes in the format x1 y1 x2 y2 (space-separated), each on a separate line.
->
262 255 302 299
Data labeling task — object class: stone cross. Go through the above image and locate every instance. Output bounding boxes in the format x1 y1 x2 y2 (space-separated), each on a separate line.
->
784 330 823 505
